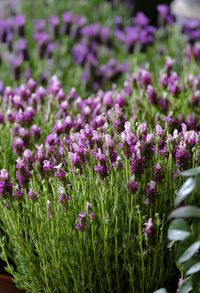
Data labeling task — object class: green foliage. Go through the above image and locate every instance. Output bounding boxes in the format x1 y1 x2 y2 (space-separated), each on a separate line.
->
0 166 176 292
168 168 200 292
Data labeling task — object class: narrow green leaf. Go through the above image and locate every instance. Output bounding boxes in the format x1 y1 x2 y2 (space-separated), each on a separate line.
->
178 241 200 264
167 240 176 249
195 174 200 191
168 219 190 241
191 219 200 235
181 167 200 177
178 277 192 293
169 206 200 219
176 236 196 263
186 262 200 276
154 289 168 293
191 271 200 291
175 178 196 206
182 257 200 275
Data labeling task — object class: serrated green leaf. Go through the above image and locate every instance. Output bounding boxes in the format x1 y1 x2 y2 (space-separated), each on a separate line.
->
178 277 192 293
181 167 200 177
168 219 190 241
186 262 200 276
169 206 200 219
178 241 200 264
175 178 196 206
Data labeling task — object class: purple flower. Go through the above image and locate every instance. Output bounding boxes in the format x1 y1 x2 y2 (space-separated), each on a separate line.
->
15 38 29 60
10 56 23 81
169 81 182 97
35 144 46 163
31 125 41 139
113 105 126 132
16 158 31 187
78 212 87 223
49 15 60 37
36 32 50 58
62 12 74 35
134 12 150 27
186 114 198 130
0 169 13 197
23 149 34 163
86 202 93 212
175 146 190 169
94 165 109 178
58 193 70 204
145 181 157 205
56 89 65 101
131 158 145 177
115 16 123 30
0 112 4 124
90 212 95 221
159 94 169 112
35 19 46 32
69 152 82 169
27 78 37 92
46 133 60 147
18 128 30 145
153 163 164 181
75 223 85 232
28 189 38 202
146 85 158 105
157 5 169 18
15 15 26 36
127 179 139 193
43 160 54 172
192 90 200 106
12 137 25 155
0 169 9 181
12 186 24 201
0 181 5 197
164 57 174 73
139 69 152 88
143 218 155 238
54 164 67 181
103 91 113 107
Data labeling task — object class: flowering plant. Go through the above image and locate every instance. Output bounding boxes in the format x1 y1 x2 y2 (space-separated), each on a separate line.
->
0 2 199 292
0 54 199 291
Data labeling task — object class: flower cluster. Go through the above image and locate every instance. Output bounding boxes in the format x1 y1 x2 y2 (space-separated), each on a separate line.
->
0 57 199 215
0 5 199 92
0 169 13 198
75 202 95 232
0 4 200 292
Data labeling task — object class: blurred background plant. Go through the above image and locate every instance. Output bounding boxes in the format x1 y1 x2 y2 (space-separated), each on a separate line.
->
0 0 199 96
